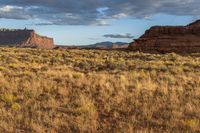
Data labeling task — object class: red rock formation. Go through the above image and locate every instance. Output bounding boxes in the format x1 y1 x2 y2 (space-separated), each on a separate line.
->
0 29 54 49
129 20 200 53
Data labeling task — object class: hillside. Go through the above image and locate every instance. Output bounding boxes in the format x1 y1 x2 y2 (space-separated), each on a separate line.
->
82 41 128 49
0 48 199 132
61 41 129 49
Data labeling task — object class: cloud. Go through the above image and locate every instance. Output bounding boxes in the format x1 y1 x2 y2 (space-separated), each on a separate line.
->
0 0 200 25
103 33 134 39
0 5 32 19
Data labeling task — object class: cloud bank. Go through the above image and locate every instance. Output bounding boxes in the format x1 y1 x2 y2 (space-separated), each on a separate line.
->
104 33 134 39
0 0 199 25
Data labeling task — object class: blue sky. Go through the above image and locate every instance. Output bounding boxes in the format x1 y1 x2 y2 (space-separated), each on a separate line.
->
0 0 198 45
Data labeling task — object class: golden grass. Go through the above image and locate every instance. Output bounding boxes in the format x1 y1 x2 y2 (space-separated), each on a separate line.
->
0 48 199 132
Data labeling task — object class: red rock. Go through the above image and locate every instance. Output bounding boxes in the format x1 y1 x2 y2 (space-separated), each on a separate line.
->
129 20 200 53
0 29 54 49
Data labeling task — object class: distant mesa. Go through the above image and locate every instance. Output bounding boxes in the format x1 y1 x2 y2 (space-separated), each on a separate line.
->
78 41 129 49
54 41 129 50
129 19 200 53
0 28 54 49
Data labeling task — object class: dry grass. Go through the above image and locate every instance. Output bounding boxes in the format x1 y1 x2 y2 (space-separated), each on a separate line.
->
0 48 199 132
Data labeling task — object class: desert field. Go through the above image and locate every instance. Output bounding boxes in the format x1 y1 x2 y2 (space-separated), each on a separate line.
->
0 48 199 132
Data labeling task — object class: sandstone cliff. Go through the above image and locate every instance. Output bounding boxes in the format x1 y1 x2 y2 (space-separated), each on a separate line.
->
129 20 200 53
0 29 54 49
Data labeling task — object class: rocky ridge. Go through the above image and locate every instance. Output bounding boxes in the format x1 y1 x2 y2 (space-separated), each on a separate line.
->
0 28 54 49
129 20 200 53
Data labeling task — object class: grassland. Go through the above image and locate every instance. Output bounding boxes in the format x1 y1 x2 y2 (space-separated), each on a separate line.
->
0 48 199 132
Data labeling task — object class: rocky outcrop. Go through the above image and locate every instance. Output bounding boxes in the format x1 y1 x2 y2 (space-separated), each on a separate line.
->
0 28 54 49
129 20 200 53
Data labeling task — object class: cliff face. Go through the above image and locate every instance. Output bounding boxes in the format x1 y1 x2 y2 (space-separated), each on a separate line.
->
129 20 200 53
25 32 54 49
0 29 54 49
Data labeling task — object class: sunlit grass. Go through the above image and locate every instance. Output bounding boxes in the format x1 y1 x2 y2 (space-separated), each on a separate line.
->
0 48 199 132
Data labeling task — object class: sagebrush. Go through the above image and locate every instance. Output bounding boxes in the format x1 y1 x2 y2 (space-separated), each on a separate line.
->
0 48 199 132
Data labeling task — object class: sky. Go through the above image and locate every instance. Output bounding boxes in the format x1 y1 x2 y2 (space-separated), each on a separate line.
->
0 0 199 45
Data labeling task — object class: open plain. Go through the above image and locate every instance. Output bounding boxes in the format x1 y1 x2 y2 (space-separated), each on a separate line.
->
0 48 199 132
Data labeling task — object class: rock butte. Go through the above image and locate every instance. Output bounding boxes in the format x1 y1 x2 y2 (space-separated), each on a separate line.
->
129 19 200 53
0 28 54 49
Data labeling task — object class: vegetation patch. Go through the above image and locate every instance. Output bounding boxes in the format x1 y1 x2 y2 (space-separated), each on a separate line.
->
0 48 199 132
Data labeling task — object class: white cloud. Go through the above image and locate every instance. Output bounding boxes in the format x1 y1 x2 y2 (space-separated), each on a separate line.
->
112 13 128 19
103 33 134 39
0 5 23 12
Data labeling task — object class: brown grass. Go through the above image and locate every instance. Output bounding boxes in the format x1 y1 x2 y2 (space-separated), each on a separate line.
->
0 48 199 132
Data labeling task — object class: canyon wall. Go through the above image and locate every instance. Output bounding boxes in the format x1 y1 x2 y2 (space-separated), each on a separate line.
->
0 29 54 49
129 20 200 53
